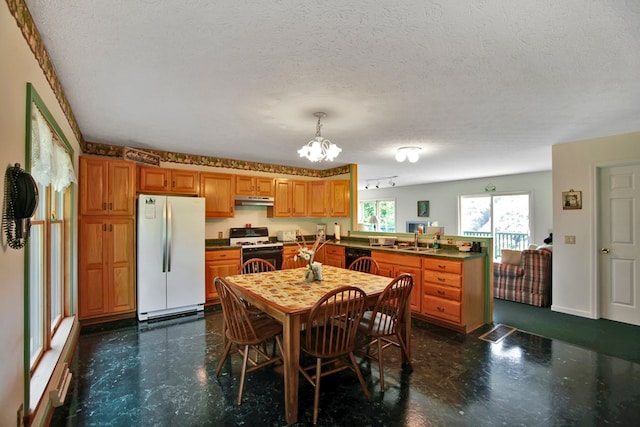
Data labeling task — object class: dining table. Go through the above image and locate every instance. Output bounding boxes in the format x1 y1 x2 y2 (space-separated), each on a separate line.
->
225 265 412 425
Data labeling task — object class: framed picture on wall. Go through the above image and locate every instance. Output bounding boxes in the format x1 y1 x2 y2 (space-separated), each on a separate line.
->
417 200 430 217
562 190 582 210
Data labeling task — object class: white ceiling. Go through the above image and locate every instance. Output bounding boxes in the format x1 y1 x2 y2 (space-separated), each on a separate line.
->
24 0 640 189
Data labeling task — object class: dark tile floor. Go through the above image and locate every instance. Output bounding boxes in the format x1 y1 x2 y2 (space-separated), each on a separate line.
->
52 309 640 426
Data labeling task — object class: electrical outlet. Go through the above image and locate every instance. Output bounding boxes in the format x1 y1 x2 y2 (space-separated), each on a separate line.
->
17 403 24 427
564 235 576 244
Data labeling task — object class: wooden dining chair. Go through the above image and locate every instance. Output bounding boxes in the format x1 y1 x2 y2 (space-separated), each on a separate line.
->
299 286 371 424
348 256 380 275
281 256 307 270
241 258 276 274
239 258 276 315
357 273 414 392
214 277 284 405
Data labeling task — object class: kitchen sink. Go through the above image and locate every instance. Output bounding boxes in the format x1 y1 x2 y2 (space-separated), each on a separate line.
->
396 246 433 252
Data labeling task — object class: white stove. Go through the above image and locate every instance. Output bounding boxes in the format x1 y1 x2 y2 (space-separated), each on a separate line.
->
229 227 284 249
229 227 284 268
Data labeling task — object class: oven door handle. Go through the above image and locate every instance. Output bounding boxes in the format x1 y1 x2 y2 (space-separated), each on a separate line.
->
242 248 284 256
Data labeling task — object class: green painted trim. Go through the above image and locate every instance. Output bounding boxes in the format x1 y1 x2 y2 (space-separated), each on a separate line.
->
23 82 78 411
23 83 33 412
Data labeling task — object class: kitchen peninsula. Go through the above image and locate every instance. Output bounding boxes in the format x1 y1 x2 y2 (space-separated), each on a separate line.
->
206 235 491 334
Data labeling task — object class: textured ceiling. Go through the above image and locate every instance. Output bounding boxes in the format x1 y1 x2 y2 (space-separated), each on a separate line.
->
24 0 640 188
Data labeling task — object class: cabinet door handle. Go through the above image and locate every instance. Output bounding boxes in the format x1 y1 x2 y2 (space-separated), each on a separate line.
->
437 290 445 295
437 306 445 312
220 254 227 257
103 224 106 232
438 277 446 282
103 202 106 210
438 264 446 269
110 224 113 232
109 202 113 210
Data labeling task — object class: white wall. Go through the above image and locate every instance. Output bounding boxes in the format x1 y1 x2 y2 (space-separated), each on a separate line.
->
1 2 81 423
358 171 553 245
552 132 640 318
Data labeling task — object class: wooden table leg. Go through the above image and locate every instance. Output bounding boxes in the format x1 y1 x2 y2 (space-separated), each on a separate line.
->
282 314 301 424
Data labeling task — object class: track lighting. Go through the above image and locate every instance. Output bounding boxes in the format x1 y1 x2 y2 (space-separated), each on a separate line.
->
364 176 398 189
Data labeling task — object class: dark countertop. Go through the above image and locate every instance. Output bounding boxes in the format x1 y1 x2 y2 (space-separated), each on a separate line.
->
205 237 486 260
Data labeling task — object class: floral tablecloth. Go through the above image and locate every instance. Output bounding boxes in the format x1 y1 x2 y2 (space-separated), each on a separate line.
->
226 265 392 312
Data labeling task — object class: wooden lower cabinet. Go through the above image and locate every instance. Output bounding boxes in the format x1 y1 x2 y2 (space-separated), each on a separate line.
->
372 251 422 311
205 249 241 300
78 217 136 321
421 257 485 333
324 245 345 268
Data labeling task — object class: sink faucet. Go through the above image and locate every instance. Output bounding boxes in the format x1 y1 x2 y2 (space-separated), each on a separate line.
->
414 232 419 249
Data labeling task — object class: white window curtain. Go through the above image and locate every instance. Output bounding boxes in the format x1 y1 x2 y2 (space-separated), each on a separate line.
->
31 107 76 190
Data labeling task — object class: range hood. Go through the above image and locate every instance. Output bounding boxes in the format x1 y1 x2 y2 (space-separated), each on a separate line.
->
234 195 274 207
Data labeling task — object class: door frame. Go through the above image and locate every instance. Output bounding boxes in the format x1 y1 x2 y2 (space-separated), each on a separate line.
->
592 159 640 320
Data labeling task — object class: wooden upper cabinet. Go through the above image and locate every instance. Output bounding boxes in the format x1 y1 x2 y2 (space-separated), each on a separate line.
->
138 166 198 195
267 179 307 217
291 180 308 217
328 180 350 217
235 175 274 196
308 181 328 217
199 172 234 218
307 179 350 218
80 156 135 216
269 179 292 217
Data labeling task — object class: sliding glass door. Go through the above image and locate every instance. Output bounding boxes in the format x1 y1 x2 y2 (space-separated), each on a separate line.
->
459 193 531 260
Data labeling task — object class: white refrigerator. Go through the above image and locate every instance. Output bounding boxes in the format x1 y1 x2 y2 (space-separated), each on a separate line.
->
137 195 205 321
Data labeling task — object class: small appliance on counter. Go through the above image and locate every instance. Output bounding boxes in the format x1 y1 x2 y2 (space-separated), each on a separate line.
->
277 230 297 242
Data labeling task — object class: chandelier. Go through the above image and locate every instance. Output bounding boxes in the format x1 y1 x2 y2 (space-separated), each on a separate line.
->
298 112 342 162
395 146 421 163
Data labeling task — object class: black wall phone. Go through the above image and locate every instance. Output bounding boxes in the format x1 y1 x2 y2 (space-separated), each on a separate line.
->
3 163 39 249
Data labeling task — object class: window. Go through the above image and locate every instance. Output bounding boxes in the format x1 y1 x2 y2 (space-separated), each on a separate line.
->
359 199 396 232
25 83 76 374
459 192 531 260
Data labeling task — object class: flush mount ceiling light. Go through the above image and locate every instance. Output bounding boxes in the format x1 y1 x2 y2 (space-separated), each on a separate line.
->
297 112 342 162
395 146 422 163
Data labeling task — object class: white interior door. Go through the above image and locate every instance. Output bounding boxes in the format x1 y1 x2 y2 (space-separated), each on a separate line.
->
599 164 640 326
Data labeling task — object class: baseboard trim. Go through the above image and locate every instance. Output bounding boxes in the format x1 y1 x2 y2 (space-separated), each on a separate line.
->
550 304 596 319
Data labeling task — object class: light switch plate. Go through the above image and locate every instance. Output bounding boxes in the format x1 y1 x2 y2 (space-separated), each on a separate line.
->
564 235 576 244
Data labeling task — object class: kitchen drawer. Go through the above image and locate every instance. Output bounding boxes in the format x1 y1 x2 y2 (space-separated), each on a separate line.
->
423 295 461 324
206 249 240 261
325 245 345 256
423 258 462 274
423 283 461 301
373 250 422 268
423 270 462 288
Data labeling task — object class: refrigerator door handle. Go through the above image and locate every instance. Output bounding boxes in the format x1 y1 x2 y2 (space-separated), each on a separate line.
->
167 201 172 272
162 200 168 273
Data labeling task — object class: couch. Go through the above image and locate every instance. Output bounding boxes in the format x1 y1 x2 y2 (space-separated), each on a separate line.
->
494 246 552 307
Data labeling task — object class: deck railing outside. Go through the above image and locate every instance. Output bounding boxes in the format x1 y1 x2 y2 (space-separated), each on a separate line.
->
463 231 529 258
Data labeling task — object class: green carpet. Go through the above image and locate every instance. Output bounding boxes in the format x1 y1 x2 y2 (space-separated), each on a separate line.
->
492 298 640 364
